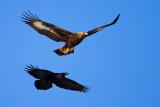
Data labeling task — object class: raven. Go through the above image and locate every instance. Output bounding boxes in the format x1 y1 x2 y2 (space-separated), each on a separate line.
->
25 65 88 93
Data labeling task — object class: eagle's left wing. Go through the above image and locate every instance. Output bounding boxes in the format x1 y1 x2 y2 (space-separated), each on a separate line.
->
86 14 120 36
22 11 73 42
54 78 88 93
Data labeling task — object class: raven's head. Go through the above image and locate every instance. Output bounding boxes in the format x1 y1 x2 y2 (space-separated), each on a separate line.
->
55 72 69 79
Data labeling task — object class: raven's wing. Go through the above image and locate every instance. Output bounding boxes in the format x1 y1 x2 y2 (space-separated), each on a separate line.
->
22 11 73 42
86 14 120 36
34 79 52 90
25 65 54 79
54 78 88 93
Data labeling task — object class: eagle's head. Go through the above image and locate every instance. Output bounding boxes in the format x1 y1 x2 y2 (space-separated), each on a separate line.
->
77 32 88 38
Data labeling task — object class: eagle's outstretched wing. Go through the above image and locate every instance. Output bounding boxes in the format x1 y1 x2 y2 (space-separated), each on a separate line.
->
54 77 88 93
86 14 120 36
22 11 73 42
25 65 54 79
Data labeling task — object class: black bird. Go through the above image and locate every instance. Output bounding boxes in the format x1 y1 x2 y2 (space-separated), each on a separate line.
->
22 11 120 56
25 65 88 93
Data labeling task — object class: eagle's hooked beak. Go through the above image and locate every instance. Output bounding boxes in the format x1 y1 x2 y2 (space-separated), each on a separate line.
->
84 32 88 36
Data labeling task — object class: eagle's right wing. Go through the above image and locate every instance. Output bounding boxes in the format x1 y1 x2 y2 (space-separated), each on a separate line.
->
22 11 73 42
86 14 120 36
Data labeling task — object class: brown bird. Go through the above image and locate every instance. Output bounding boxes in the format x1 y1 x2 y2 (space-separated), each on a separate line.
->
22 11 120 56
25 65 88 93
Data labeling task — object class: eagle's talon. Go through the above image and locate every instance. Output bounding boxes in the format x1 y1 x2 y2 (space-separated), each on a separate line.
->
63 50 69 54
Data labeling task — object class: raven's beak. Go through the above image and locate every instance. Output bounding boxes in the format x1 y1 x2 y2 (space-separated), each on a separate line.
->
65 72 69 75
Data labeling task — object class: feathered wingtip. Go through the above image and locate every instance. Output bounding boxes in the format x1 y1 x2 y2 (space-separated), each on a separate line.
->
21 10 40 23
110 14 120 25
82 86 89 93
24 64 39 72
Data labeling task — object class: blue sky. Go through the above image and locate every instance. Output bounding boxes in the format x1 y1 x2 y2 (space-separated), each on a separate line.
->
1 0 160 107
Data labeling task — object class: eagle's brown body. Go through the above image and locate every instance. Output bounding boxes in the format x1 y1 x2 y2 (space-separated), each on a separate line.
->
55 32 87 55
22 11 120 56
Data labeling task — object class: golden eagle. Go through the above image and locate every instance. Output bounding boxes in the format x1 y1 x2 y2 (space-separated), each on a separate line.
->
22 11 120 56
25 65 88 93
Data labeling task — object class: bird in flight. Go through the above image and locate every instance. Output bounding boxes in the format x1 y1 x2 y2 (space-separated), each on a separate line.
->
22 11 120 56
25 65 88 93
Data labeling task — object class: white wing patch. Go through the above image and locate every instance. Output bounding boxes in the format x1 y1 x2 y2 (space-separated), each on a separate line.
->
33 21 58 35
